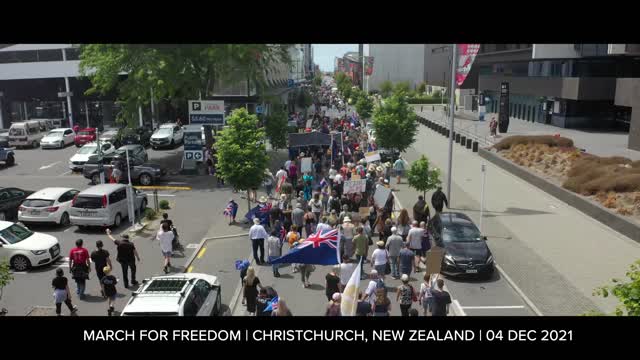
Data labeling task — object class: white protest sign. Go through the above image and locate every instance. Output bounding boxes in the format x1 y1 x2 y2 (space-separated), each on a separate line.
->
373 185 392 208
301 157 313 173
343 179 367 194
365 151 381 163
306 119 313 129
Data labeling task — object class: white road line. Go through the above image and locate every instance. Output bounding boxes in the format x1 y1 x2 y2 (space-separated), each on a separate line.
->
39 161 61 170
185 243 199 249
167 182 188 185
496 264 543 316
58 171 72 176
461 305 525 309
146 193 176 197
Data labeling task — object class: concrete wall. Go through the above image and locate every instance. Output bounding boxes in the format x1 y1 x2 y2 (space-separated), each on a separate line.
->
479 148 640 243
479 75 616 101
616 78 640 150
424 44 450 88
368 44 425 91
532 44 581 59
0 60 81 80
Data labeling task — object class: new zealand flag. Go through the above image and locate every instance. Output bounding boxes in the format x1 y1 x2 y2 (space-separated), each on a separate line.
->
245 202 272 226
271 228 340 265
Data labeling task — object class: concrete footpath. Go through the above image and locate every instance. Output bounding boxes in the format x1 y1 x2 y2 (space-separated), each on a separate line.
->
414 106 640 161
403 123 640 315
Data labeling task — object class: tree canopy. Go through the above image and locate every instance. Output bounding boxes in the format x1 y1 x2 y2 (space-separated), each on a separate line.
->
379 80 394 98
216 108 268 195
79 44 291 126
372 94 418 153
355 92 374 120
394 81 411 95
594 259 640 316
265 106 288 150
407 155 442 198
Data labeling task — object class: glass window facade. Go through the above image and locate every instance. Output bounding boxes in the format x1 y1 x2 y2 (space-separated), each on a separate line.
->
480 57 640 78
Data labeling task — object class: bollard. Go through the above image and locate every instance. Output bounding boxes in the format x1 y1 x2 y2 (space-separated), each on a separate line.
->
466 138 472 149
445 129 450 137
421 106 423 112
472 141 479 152
461 135 466 145
432 106 435 112
456 133 461 143
154 189 159 212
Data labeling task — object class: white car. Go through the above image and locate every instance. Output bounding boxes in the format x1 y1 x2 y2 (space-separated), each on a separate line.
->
41 128 75 149
0 220 61 271
120 273 222 316
18 187 80 226
68 142 115 171
151 123 184 149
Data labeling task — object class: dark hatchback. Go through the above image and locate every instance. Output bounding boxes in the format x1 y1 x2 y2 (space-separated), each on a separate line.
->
0 187 34 221
438 212 494 278
120 128 152 148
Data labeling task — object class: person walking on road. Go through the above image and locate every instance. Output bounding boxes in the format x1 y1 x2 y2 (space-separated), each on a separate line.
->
353 227 368 276
489 116 498 137
316 216 332 234
372 288 392 316
325 293 342 316
242 267 263 316
407 221 424 272
52 268 78 316
105 229 141 289
90 240 112 297
100 266 118 316
396 274 415 316
398 242 415 278
431 186 449 213
249 218 268 265
385 227 403 279
431 279 452 317
69 239 90 299
419 274 434 316
396 209 411 242
339 255 356 292
413 195 430 224
263 169 275 199
393 156 407 184
340 217 355 259
223 198 239 225
310 193 323 222
371 241 388 280
298 262 314 288
325 265 341 301
304 206 317 238
291 203 305 235
267 229 282 278
156 222 175 274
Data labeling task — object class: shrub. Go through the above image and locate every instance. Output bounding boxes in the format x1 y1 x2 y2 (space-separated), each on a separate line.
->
494 135 574 151
144 208 158 220
159 200 170 209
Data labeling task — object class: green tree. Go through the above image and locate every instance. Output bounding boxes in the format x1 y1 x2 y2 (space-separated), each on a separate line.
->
417 82 426 94
379 80 394 98
355 93 374 120
593 260 640 316
79 44 291 126
216 108 268 212
313 74 322 87
407 155 442 198
296 88 313 109
265 106 288 150
394 81 411 95
372 94 418 153
0 260 13 308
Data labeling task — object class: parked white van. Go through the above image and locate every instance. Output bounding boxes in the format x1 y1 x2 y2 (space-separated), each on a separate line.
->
8 120 44 148
68 184 147 229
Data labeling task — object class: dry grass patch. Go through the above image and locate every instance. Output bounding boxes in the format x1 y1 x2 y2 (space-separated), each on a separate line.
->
493 135 574 151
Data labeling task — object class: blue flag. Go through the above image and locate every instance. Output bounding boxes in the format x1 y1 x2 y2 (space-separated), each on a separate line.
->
271 228 340 266
264 296 279 312
244 202 271 226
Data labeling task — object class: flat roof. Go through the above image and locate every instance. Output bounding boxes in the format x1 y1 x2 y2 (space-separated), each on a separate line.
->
0 44 73 52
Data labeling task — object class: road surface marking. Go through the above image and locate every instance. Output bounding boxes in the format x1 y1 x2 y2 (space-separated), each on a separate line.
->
496 264 543 316
58 171 72 176
142 192 176 197
39 161 61 170
197 247 207 258
10 271 28 275
186 266 193 273
64 228 72 232
461 305 525 309
167 182 188 185
186 243 199 249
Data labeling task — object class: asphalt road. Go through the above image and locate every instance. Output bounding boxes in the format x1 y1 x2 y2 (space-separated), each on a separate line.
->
0 141 236 316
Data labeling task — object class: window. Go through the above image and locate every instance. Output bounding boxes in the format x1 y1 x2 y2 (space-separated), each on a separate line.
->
65 48 80 61
109 189 126 204
27 126 39 135
21 199 54 207
59 190 79 203
37 49 63 62
73 196 103 209
0 190 10 201
8 189 25 198
183 291 200 317
65 130 73 135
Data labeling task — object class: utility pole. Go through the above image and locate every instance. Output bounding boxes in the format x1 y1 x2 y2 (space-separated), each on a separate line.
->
125 148 136 227
446 44 457 203
479 163 486 233
62 48 74 128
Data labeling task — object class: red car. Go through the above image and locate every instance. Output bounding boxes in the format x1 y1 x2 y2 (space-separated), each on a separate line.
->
74 128 96 147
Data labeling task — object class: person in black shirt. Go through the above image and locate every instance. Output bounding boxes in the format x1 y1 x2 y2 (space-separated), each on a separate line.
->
356 292 372 316
431 279 452 316
431 187 449 213
90 240 112 297
160 213 173 228
101 266 118 316
105 229 141 288
52 268 78 316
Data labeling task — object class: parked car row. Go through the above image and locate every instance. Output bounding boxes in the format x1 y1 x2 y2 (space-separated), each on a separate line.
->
0 183 148 271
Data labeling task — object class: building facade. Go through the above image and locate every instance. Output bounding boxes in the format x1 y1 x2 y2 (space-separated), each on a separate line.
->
367 44 426 92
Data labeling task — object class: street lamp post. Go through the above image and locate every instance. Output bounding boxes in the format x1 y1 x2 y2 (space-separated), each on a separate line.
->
479 163 486 233
446 44 458 203
125 148 137 227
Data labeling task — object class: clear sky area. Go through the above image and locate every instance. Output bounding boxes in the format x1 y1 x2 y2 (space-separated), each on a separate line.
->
313 44 358 71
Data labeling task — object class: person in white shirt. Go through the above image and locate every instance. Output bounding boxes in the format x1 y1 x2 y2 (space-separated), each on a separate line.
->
364 270 382 306
249 218 269 265
406 221 424 272
371 241 388 280
266 230 282 277
156 222 175 274
316 216 332 234
310 193 323 222
338 255 356 292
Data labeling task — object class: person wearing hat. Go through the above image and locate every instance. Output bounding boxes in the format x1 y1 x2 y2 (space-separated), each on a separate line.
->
386 227 404 279
101 266 118 316
325 292 342 316
106 229 141 289
396 274 416 316
371 240 389 280
249 217 269 265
